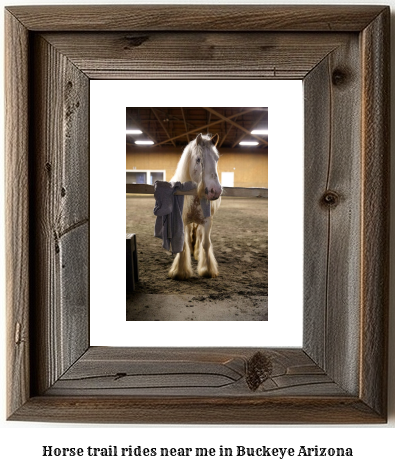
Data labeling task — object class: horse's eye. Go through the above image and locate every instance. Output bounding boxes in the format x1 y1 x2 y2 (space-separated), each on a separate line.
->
196 158 201 163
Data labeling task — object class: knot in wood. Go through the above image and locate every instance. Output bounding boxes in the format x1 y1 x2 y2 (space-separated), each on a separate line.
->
114 372 127 381
15 322 22 345
332 68 348 87
321 190 340 208
123 35 149 49
246 351 273 391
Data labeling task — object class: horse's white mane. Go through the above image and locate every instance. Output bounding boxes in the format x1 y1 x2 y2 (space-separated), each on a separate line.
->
171 134 219 183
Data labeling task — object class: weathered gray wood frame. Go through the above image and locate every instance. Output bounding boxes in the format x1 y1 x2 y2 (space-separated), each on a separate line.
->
5 5 390 424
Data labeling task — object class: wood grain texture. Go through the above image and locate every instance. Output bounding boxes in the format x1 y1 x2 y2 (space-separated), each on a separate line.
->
360 8 390 418
10 348 384 424
304 35 362 395
30 34 90 395
46 347 344 397
5 10 30 418
5 5 386 32
42 32 351 80
303 56 331 371
5 5 389 424
9 396 383 425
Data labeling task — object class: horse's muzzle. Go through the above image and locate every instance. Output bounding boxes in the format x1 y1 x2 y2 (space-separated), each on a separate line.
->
206 186 222 201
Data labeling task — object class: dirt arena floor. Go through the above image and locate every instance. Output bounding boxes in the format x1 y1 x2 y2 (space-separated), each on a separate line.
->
126 195 268 321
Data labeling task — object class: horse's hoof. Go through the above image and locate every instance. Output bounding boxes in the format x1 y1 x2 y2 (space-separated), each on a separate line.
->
168 269 193 280
198 267 219 278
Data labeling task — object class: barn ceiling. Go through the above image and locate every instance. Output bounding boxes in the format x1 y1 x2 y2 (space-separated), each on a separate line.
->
126 107 268 149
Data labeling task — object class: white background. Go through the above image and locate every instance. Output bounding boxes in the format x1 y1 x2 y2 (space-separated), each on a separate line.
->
1 0 394 469
90 79 304 347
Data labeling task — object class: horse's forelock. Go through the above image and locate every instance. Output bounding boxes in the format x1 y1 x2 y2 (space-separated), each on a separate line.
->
196 134 214 146
193 134 219 158
172 134 218 183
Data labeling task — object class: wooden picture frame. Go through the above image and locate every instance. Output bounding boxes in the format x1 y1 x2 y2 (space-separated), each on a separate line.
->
5 5 390 424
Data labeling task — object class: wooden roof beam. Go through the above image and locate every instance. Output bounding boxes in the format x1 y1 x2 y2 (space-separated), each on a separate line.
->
202 107 268 145
219 108 235 148
180 107 190 143
152 108 265 147
232 110 268 148
127 114 158 144
150 107 176 147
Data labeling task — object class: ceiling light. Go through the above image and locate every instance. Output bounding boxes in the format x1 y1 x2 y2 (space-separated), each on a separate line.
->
251 129 268 135
126 129 143 134
239 141 259 146
135 140 154 145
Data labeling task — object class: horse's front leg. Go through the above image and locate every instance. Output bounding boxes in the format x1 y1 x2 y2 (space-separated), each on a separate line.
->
197 217 219 278
168 224 194 280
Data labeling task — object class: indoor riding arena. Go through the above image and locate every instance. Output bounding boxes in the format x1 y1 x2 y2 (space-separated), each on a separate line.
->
126 107 268 321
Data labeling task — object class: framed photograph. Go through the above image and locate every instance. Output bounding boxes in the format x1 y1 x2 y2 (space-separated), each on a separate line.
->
125 105 270 322
5 5 389 423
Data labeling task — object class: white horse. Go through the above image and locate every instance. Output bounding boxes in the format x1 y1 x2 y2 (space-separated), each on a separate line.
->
169 133 222 280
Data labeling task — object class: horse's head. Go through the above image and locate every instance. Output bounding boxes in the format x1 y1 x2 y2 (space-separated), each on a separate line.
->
189 133 222 201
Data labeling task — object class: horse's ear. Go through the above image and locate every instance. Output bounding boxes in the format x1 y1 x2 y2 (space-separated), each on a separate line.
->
196 133 203 145
210 133 219 147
